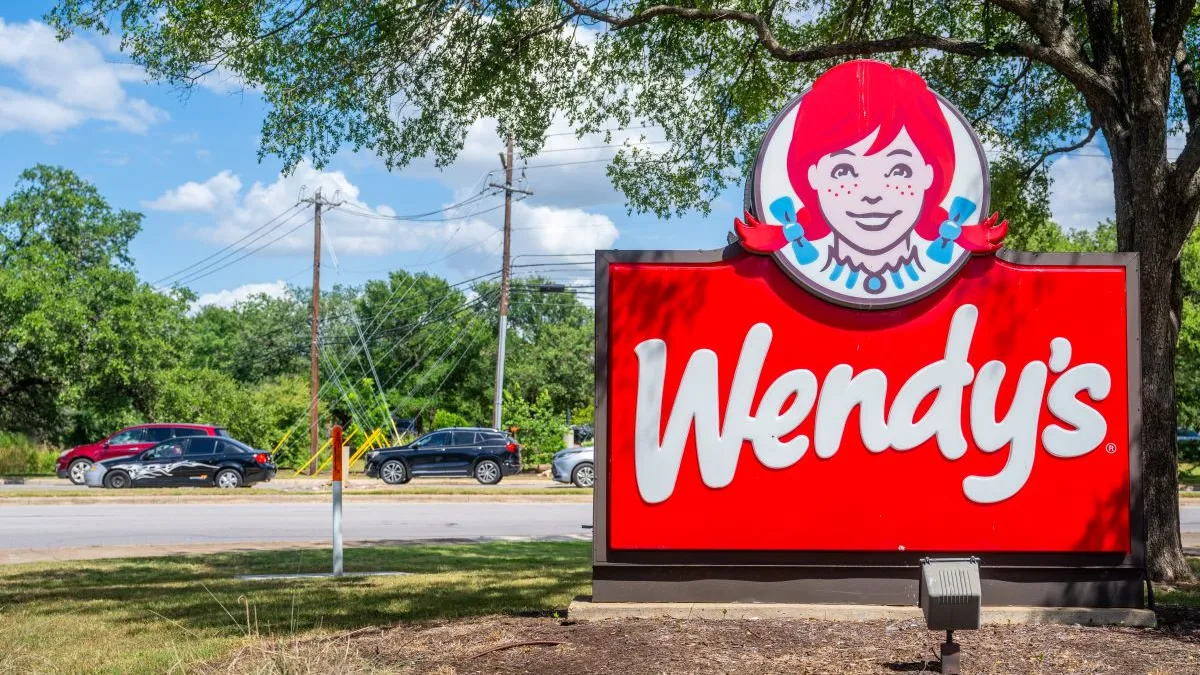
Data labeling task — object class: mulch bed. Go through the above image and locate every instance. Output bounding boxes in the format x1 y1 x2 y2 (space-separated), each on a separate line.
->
209 606 1200 674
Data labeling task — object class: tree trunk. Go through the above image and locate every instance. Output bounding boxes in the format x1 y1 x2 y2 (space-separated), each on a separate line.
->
1139 258 1192 581
1109 127 1194 582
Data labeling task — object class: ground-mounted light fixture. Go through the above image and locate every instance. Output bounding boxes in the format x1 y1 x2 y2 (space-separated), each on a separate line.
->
919 557 981 675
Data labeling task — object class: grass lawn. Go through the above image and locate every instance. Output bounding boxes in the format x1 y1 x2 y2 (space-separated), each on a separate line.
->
0 541 591 675
1 544 1195 675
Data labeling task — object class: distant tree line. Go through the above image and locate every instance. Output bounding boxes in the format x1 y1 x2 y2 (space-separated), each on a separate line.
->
0 166 590 466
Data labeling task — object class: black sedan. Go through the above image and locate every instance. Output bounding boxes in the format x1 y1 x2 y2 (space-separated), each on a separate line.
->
364 427 522 485
84 436 276 489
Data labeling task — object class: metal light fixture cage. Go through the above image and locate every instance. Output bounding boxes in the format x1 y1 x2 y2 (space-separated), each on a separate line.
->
919 557 982 675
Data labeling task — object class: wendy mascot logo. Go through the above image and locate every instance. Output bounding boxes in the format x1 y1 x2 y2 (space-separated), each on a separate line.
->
737 60 1008 308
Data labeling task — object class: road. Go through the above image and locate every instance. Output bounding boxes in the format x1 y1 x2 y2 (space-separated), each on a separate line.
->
1 501 1194 558
0 501 592 550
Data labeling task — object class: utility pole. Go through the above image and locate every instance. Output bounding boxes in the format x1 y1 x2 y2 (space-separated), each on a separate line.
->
489 137 533 430
300 188 342 474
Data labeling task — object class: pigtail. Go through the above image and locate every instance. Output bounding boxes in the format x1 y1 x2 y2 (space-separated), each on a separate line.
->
914 206 950 242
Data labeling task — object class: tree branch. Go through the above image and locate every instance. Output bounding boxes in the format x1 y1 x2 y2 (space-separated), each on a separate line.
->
1153 0 1197 60
1176 42 1200 127
560 0 1118 115
1021 122 1100 179
1082 0 1119 74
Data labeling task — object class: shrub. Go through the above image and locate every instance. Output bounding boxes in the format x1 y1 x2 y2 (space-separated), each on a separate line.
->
0 432 60 475
432 409 471 430
503 389 568 465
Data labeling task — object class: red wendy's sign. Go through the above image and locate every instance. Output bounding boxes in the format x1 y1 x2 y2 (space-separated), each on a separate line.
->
592 61 1143 608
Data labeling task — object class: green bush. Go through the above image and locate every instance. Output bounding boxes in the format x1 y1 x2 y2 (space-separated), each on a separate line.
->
1180 438 1200 483
0 432 60 475
432 409 471 430
503 389 567 465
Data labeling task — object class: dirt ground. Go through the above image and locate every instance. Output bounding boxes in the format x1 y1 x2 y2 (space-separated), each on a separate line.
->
206 608 1200 675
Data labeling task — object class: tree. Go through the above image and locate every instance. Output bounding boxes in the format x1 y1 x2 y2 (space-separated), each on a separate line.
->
0 165 190 443
189 291 309 383
49 1 1200 579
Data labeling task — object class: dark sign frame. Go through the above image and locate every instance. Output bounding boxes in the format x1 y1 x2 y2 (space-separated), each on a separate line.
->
592 244 1145 608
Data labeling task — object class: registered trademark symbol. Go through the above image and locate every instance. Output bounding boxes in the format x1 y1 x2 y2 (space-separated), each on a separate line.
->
1105 443 1117 454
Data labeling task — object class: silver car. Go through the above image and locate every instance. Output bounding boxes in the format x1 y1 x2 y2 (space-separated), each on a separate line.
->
551 446 594 487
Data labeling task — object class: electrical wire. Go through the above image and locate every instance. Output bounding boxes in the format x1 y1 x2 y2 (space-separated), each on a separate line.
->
151 203 307 286
172 213 314 287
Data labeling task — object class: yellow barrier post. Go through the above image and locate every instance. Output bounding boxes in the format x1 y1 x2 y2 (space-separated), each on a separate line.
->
292 436 334 476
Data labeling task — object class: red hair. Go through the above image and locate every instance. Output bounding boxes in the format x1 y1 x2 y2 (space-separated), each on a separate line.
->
786 60 955 242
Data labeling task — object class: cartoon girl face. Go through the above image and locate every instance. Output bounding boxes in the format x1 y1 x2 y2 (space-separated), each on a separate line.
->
807 127 935 256
743 60 992 307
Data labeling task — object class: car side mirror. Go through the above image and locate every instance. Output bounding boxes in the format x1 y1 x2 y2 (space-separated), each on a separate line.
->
103 442 110 449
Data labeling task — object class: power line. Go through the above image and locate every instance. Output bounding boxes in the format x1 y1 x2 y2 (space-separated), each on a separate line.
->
521 140 670 155
336 190 499 222
151 203 306 286
543 124 662 138
173 213 313 287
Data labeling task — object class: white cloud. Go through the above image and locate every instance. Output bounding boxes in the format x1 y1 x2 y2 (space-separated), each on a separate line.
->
0 20 167 135
1048 140 1116 231
155 162 620 269
143 170 242 211
512 202 619 255
193 280 289 310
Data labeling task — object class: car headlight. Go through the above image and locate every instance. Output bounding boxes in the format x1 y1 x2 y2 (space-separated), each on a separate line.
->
58 449 71 459
366 451 378 461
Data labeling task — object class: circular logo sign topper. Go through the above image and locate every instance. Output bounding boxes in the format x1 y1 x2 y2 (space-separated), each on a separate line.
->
736 60 1007 309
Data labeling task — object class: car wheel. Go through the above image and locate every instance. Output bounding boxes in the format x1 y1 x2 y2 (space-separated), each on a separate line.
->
380 460 407 485
68 459 92 485
571 462 595 488
215 469 242 489
103 470 131 489
474 459 502 485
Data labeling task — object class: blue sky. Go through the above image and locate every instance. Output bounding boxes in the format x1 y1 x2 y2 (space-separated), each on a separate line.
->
0 3 1116 308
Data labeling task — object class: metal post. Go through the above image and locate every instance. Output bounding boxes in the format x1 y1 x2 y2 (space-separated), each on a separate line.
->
331 424 344 576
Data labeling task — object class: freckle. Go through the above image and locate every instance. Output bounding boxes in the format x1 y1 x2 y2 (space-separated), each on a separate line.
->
840 184 844 189
909 192 915 196
834 193 839 197
907 185 912 189
854 184 858 188
885 184 890 188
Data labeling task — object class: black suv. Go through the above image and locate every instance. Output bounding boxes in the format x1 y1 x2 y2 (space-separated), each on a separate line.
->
364 427 522 485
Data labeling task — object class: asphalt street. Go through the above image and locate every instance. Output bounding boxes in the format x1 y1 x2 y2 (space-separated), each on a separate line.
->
1 501 1195 550
0 501 593 550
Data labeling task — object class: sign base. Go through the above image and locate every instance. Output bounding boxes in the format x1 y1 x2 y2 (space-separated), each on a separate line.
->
568 596 1156 626
592 563 1145 609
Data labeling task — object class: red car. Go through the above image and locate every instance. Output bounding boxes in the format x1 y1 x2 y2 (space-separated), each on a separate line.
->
56 423 229 485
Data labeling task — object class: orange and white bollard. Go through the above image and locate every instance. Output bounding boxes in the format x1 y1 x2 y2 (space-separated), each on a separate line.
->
331 424 345 577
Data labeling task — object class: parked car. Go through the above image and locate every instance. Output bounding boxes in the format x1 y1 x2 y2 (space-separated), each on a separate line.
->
364 427 522 485
56 423 229 485
84 436 275 489
551 446 595 488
